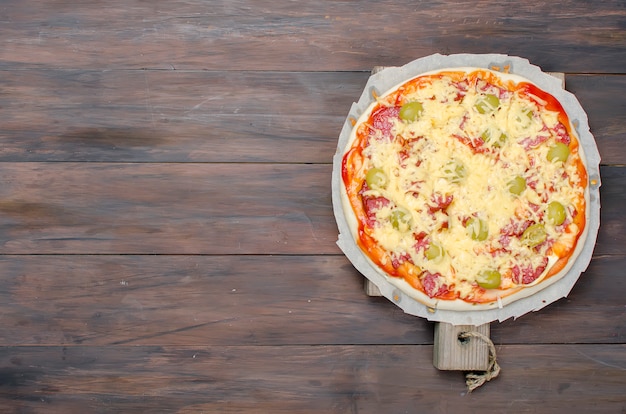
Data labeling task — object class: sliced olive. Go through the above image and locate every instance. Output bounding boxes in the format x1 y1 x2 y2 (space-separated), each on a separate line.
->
425 242 444 261
390 208 412 232
508 176 527 195
399 101 424 122
476 270 502 289
480 130 490 142
443 160 466 183
492 132 508 147
547 201 566 226
365 167 388 189
523 108 534 120
521 223 547 247
481 130 507 147
465 217 488 241
514 108 534 128
475 94 500 114
547 142 570 163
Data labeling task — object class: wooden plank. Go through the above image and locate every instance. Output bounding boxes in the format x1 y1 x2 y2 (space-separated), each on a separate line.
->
595 166 626 256
0 163 621 255
0 70 366 163
0 0 624 73
0 70 364 117
566 75 626 165
0 71 623 164
0 113 347 164
0 344 624 413
0 163 337 255
0 254 623 347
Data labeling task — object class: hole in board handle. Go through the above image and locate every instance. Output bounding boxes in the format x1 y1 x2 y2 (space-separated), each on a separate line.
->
458 332 471 345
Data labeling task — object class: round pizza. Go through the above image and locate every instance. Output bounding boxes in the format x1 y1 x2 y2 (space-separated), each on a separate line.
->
340 67 589 310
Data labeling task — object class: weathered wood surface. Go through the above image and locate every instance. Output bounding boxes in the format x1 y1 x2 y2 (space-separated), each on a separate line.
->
1 0 624 73
0 254 623 348
0 0 625 412
0 345 624 413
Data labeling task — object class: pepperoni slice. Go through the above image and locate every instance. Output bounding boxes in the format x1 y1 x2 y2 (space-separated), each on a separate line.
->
512 257 549 284
391 252 412 269
422 271 449 298
361 195 390 227
429 193 454 213
519 134 549 150
370 106 400 140
552 122 571 145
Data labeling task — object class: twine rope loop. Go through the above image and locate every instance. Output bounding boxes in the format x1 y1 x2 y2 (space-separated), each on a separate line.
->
459 331 501 393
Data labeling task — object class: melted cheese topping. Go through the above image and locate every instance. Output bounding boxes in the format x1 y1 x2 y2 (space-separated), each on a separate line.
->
343 69 587 304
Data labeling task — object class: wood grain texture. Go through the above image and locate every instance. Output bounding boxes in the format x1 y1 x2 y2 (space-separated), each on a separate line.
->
433 323 490 371
0 254 623 347
0 163 337 255
1 0 624 73
0 70 364 163
566 75 626 165
0 71 624 164
0 344 624 413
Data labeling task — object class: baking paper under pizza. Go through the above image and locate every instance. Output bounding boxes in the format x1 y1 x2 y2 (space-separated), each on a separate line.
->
339 66 590 311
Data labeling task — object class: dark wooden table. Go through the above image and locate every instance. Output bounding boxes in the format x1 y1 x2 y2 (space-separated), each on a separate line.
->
0 1 624 412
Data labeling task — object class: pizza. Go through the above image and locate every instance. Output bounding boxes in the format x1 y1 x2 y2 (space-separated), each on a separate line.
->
340 67 589 310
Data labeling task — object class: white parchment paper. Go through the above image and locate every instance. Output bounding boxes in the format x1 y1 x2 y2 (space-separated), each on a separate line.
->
331 53 601 325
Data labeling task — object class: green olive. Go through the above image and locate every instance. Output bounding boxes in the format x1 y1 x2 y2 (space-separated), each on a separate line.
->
465 217 488 241
425 242 444 261
547 201 566 226
443 160 466 183
476 270 502 289
517 108 533 120
547 142 570 163
390 208 412 232
508 176 527 195
481 130 507 147
494 132 508 147
523 108 533 120
399 101 424 122
365 167 388 189
514 108 534 128
480 130 490 142
521 223 547 247
475 94 500 114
